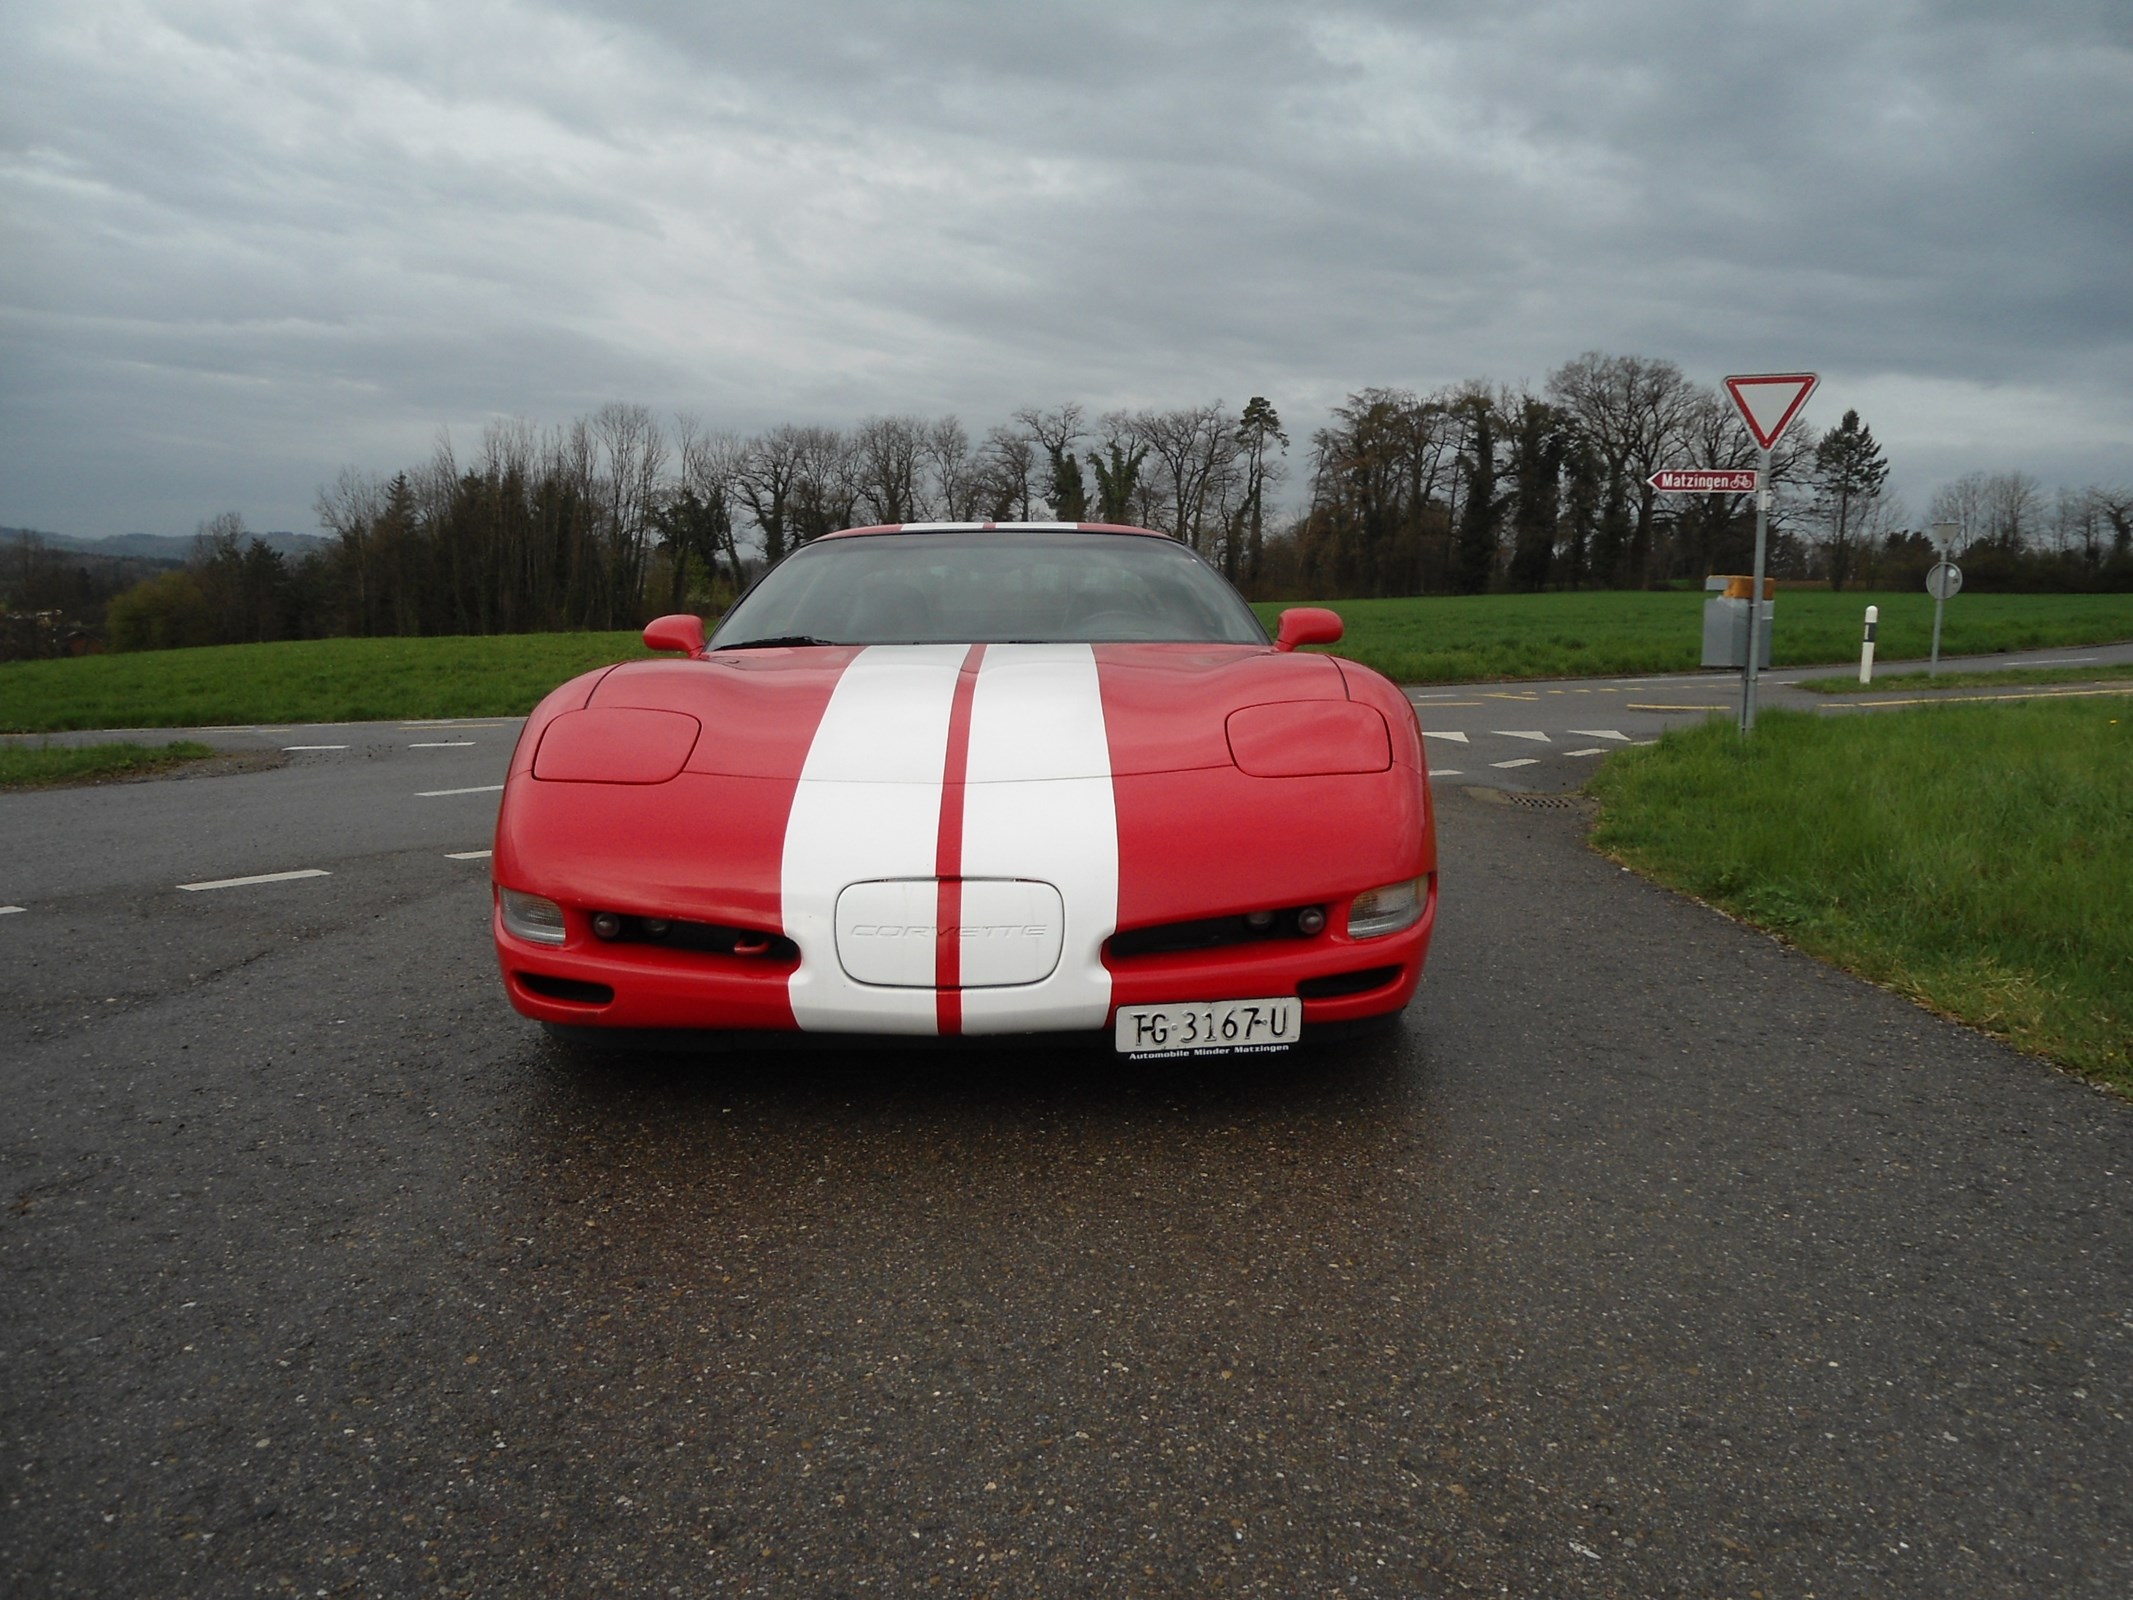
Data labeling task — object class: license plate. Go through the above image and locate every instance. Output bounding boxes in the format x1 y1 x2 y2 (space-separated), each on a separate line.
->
1114 997 1301 1056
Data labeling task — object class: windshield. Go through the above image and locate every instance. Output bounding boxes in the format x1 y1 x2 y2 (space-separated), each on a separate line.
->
708 531 1268 648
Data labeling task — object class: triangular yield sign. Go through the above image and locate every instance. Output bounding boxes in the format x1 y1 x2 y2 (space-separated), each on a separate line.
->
1724 372 1819 450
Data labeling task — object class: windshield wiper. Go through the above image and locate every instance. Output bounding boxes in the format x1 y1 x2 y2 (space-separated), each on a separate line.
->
713 635 834 650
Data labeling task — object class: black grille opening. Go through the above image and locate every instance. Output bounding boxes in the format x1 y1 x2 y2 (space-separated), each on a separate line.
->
1107 906 1325 960
598 915 798 961
515 972 616 1005
1295 966 1402 1000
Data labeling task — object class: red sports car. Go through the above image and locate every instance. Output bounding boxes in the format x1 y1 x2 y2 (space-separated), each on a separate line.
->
492 522 1436 1055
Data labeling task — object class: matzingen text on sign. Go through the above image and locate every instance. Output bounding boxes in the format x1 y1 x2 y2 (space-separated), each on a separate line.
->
1649 469 1759 493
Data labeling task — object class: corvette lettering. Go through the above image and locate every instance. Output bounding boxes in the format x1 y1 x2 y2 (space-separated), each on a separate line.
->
848 924 1052 938
783 643 1118 1035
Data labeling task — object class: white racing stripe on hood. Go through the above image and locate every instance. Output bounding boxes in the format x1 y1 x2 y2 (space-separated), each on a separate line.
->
784 645 965 1034
958 644 1117 1034
781 642 1119 1035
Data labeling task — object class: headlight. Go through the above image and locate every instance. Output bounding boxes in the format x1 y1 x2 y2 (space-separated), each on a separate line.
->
499 887 568 945
1347 877 1422 939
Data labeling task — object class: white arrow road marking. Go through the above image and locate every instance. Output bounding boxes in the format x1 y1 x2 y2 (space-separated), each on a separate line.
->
1422 730 1470 743
1566 729 1631 741
178 869 331 892
1494 730 1552 741
417 785 505 797
1491 758 1541 769
0 906 25 916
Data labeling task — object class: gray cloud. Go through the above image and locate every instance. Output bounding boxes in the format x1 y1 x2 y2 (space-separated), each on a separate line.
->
2 0 2126 537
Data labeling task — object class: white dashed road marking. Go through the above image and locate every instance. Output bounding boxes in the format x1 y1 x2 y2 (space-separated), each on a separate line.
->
446 850 493 860
178 869 331 893
1 905 25 916
409 741 476 748
283 744 348 751
1430 769 1464 779
417 785 505 798
1491 758 1541 769
1566 748 1609 757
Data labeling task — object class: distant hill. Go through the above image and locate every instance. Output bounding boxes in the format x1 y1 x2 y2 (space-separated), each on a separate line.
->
3 528 334 563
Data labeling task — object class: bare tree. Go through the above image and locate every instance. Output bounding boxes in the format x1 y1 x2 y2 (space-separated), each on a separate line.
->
787 425 858 544
665 413 747 601
853 415 928 525
1089 411 1149 525
1134 403 1237 553
975 425 1039 520
314 467 386 633
1929 471 2042 553
922 416 979 520
589 402 667 625
1546 352 1701 585
737 424 808 563
1015 404 1088 521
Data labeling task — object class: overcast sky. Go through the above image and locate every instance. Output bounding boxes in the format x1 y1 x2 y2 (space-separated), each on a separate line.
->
4 0 2128 540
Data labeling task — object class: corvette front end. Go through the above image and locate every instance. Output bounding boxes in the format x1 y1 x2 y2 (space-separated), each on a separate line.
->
492 524 1437 1051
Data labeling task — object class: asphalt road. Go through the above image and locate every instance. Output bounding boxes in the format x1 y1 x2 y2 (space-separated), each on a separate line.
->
1407 639 2133 791
4 663 2131 1597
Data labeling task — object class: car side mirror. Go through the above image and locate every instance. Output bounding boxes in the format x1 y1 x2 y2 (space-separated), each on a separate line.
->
1274 607 1343 652
642 614 707 655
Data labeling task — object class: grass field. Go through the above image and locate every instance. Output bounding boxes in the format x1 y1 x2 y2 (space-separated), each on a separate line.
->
1587 702 2133 1092
1251 590 2133 684
0 632 655 733
1798 662 2133 694
2 590 2129 733
0 740 219 788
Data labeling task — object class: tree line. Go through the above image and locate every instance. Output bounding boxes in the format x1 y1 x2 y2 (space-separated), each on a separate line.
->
19 350 2128 654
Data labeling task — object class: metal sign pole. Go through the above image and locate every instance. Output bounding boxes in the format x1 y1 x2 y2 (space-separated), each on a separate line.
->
1927 521 1959 677
1740 445 1772 735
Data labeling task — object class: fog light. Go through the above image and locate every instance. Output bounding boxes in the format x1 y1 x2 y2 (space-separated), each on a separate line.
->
498 888 567 946
642 918 670 938
1296 906 1327 936
591 912 623 940
1244 910 1275 931
1348 877 1423 939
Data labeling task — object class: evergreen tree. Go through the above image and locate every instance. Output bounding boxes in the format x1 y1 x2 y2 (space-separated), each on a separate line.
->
1452 399 1500 595
1234 396 1288 586
1811 409 1890 591
1506 399 1565 592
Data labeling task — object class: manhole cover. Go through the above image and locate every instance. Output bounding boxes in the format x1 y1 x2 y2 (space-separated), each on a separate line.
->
1464 787 1590 811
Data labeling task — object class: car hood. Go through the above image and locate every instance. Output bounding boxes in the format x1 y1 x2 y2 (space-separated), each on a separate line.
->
582 642 1355 779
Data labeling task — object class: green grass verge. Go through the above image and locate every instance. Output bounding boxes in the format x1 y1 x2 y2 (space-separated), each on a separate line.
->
0 740 219 788
0 632 654 732
1797 662 2133 694
1 591 2128 733
1587 702 2133 1091
1251 590 2133 684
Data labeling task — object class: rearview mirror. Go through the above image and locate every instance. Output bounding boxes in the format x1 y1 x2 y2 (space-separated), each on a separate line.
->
1274 607 1343 652
642 614 706 655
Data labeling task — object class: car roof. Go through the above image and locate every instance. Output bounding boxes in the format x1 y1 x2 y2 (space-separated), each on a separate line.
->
818 521 1171 541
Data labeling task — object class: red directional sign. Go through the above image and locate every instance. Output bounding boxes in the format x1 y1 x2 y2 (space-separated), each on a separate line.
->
1650 468 1759 493
1724 372 1819 450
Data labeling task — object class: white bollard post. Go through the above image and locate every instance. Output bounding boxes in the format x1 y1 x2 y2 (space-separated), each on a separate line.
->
1859 604 1879 684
